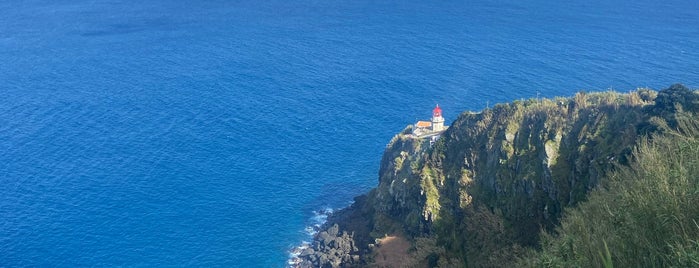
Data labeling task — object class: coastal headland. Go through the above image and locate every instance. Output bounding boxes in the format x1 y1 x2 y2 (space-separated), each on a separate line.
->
295 84 699 267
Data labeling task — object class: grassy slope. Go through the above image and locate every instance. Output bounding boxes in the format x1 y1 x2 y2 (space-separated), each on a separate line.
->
521 114 699 267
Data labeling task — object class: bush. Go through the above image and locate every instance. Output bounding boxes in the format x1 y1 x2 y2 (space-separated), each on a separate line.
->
521 114 699 267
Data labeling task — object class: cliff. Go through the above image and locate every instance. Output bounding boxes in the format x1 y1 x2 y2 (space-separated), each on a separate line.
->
296 84 699 267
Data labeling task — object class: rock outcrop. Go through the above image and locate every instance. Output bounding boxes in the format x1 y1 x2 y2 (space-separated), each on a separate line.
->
298 85 698 267
296 224 360 268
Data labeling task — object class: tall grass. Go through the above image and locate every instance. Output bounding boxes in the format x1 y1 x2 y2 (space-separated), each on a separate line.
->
521 113 699 267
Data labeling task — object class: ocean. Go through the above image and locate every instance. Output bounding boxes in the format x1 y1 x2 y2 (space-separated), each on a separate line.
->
1 0 697 266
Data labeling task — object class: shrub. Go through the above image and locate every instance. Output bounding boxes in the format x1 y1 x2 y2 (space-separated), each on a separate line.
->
522 114 699 267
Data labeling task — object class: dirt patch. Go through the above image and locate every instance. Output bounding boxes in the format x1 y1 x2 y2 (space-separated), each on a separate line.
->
371 235 414 267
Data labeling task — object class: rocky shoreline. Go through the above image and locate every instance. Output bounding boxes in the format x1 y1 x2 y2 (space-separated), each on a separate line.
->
291 194 375 268
292 223 361 267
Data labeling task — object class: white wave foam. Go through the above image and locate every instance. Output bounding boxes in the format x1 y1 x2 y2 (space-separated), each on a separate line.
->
287 207 336 267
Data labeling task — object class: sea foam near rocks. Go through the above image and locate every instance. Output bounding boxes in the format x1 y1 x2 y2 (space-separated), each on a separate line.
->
288 208 334 267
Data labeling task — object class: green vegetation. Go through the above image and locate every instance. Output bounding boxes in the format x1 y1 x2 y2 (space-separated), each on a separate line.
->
354 84 699 267
521 115 699 267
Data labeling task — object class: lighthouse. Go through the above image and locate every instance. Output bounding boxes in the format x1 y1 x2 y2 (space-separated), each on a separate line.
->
431 104 444 132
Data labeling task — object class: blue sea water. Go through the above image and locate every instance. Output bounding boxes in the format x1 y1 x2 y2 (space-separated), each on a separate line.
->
1 0 697 266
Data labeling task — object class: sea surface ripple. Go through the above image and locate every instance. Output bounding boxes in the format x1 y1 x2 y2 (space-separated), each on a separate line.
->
1 0 698 266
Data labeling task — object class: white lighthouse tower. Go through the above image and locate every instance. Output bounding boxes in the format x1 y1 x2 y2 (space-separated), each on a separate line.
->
431 104 444 132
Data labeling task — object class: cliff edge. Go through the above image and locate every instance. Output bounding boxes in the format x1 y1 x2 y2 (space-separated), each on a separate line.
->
297 84 699 267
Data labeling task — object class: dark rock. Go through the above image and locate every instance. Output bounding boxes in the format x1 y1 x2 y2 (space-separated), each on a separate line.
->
318 231 331 246
295 216 365 267
299 248 314 257
298 260 313 268
327 224 339 236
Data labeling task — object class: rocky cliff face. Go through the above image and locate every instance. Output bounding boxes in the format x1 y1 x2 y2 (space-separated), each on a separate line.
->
298 85 698 267
375 92 648 234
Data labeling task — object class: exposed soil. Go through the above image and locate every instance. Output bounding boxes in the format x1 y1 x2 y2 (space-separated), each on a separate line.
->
371 235 413 268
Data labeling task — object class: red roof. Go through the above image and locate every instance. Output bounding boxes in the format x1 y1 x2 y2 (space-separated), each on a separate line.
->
416 121 432 128
433 105 442 117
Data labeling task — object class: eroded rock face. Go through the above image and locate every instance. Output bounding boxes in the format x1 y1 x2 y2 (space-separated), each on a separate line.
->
301 90 672 267
374 133 428 230
375 94 650 247
296 224 361 268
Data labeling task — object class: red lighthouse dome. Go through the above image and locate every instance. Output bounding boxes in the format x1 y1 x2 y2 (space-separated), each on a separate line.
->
433 105 442 117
